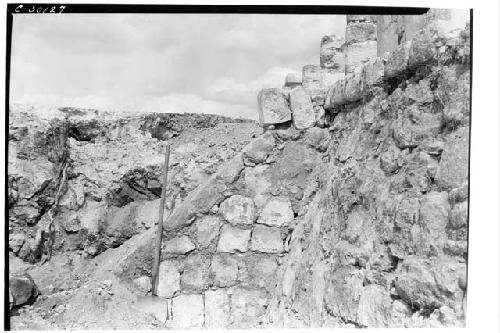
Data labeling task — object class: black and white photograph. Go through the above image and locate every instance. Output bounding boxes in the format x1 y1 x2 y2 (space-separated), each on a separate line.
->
3 1 498 331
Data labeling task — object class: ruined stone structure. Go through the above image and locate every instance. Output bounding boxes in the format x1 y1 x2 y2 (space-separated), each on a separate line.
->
8 7 471 330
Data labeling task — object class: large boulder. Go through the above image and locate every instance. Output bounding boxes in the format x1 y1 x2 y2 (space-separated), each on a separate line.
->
289 87 316 130
9 273 39 308
257 88 292 127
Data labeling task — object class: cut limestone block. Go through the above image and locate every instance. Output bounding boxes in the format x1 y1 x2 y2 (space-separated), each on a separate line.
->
157 261 180 298
204 289 230 328
170 294 204 328
257 197 294 227
217 224 251 253
250 224 284 253
289 86 316 130
257 88 292 127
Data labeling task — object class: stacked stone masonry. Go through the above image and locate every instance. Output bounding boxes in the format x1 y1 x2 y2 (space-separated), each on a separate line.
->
108 8 469 329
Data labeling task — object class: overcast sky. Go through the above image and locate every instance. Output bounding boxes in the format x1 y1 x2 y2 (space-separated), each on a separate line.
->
10 14 345 119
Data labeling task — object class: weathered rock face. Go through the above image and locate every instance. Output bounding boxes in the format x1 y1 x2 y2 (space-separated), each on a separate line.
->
257 88 292 126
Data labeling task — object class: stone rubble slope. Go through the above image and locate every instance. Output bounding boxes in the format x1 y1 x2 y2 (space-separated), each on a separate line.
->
8 106 259 264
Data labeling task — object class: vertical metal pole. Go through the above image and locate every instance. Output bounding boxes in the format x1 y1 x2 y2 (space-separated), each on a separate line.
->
151 144 170 296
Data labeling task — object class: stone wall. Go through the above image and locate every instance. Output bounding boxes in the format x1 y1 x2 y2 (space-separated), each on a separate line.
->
111 9 470 329
377 9 470 57
344 15 378 73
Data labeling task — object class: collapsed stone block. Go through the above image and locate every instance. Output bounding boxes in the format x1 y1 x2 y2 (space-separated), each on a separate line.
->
220 195 256 226
289 86 316 130
257 196 294 227
170 294 204 328
250 224 284 253
217 224 251 253
320 35 345 70
257 88 292 127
